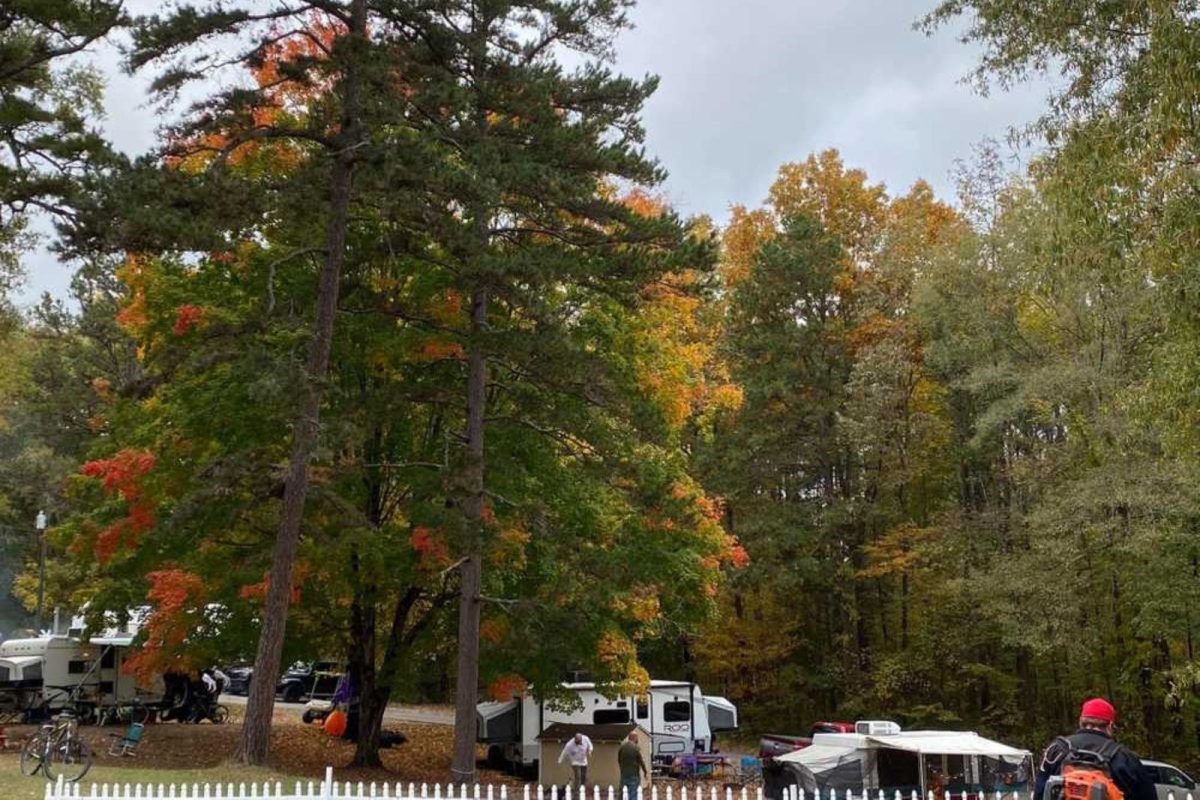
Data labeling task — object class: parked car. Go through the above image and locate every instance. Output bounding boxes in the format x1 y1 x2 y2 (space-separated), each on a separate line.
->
1144 761 1196 800
276 661 344 704
223 665 252 696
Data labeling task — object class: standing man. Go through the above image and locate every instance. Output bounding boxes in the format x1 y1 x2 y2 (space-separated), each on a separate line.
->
618 731 649 799
558 730 594 791
1034 698 1156 800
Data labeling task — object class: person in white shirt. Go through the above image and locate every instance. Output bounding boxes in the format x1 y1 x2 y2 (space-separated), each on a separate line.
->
558 731 594 790
211 667 230 696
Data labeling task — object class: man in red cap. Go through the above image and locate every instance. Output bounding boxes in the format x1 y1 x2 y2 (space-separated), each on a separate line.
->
1034 697 1156 800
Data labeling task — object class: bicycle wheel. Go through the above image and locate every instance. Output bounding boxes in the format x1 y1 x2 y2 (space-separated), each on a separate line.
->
45 737 92 783
210 704 229 725
19 734 47 777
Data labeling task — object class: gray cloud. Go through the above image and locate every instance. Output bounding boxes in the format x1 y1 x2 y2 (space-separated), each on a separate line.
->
17 0 1049 302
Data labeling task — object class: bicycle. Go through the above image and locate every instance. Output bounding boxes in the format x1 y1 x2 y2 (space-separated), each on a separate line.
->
19 707 92 782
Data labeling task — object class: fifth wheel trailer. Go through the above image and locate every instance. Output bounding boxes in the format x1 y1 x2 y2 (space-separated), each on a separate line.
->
477 680 738 776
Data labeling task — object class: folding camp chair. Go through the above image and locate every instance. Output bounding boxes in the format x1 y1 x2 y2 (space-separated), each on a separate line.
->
107 722 144 757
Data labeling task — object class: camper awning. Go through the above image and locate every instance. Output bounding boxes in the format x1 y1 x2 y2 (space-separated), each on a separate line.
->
88 636 133 646
866 734 1027 757
777 732 1029 764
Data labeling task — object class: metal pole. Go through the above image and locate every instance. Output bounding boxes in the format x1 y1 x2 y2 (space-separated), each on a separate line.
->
36 531 46 632
35 510 46 633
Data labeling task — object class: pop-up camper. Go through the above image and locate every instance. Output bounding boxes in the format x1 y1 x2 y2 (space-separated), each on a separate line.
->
477 680 738 776
772 722 1032 800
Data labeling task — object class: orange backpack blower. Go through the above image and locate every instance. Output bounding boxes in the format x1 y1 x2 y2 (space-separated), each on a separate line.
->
1058 738 1124 800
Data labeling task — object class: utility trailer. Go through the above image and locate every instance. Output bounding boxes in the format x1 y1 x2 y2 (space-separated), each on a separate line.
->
477 680 738 777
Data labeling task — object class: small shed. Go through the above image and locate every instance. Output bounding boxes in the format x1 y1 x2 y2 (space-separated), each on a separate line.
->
538 722 652 788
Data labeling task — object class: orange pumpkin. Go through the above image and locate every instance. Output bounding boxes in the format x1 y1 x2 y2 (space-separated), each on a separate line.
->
324 709 347 737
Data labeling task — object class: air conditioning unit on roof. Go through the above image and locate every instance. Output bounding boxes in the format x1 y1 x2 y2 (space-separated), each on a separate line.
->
855 720 901 736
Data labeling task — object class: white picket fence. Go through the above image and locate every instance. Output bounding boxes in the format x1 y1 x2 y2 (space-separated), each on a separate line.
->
45 771 1190 800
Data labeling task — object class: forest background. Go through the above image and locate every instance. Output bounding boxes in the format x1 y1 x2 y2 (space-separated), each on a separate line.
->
4 0 1200 773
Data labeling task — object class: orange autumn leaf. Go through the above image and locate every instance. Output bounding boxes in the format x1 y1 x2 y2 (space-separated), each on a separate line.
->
488 674 527 701
415 339 465 361
172 304 207 336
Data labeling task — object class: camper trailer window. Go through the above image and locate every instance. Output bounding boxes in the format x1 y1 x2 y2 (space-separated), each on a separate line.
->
0 666 9 682
101 649 116 668
69 660 88 674
594 709 631 724
663 701 691 722
636 699 649 719
24 663 41 680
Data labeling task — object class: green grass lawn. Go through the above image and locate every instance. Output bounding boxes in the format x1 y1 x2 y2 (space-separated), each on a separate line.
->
0 761 293 800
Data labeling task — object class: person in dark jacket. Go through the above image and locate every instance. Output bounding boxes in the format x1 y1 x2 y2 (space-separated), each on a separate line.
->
1034 698 1156 800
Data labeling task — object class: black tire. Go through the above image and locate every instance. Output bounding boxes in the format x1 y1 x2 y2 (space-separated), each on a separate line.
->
20 735 46 776
45 737 92 783
283 685 303 704
210 705 229 725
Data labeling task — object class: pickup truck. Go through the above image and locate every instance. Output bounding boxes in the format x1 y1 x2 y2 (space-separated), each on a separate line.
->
759 722 855 760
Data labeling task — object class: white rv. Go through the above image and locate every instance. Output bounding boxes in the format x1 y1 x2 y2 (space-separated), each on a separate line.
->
0 629 145 716
0 636 96 712
477 680 738 776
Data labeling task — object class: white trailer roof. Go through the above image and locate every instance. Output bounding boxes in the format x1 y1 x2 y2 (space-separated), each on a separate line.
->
777 731 1029 766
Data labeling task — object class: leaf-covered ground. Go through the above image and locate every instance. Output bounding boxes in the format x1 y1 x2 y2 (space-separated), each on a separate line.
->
0 710 516 788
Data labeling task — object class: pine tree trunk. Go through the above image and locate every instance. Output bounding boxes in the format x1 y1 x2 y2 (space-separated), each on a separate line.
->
450 285 488 783
236 0 366 766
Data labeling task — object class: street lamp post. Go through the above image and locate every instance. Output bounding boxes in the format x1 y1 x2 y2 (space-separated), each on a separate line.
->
35 510 46 633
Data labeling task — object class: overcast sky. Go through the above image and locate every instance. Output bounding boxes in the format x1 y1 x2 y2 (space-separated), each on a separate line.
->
17 0 1050 303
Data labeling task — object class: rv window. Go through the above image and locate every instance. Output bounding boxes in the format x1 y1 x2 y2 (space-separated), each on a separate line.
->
594 709 631 724
24 664 41 680
636 699 649 719
68 660 88 675
663 701 690 722
100 649 116 668
0 666 9 682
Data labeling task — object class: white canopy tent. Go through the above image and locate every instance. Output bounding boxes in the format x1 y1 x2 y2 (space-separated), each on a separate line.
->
776 731 1032 797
